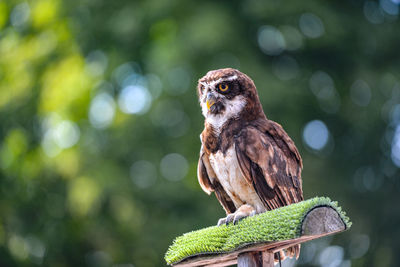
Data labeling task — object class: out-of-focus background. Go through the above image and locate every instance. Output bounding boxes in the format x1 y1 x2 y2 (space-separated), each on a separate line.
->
0 0 399 266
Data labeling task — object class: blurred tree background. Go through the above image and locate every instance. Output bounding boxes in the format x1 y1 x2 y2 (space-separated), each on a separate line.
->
0 0 399 266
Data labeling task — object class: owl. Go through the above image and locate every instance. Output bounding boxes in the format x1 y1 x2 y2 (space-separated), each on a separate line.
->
197 68 303 260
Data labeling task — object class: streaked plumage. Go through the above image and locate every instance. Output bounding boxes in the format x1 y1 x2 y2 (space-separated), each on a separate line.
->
196 68 303 260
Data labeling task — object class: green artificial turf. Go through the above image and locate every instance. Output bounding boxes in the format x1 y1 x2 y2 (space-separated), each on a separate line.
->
165 197 351 265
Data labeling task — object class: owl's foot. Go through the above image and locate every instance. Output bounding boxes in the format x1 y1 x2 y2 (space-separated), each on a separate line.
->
217 204 256 226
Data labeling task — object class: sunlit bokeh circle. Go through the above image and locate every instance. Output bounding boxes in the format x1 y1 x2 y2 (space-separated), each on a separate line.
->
303 120 329 151
118 85 152 115
89 93 116 129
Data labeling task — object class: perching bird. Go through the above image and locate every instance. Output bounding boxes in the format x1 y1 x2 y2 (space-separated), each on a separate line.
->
197 68 303 261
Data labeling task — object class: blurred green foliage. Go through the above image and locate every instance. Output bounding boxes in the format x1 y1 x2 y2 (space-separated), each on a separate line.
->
0 0 399 266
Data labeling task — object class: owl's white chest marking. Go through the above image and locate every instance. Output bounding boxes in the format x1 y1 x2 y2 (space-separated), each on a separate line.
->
209 146 266 213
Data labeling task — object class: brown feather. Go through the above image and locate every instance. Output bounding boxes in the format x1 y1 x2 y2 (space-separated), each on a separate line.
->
212 180 236 214
234 124 303 208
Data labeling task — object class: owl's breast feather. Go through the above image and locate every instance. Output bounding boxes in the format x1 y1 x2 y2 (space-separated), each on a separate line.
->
208 145 266 214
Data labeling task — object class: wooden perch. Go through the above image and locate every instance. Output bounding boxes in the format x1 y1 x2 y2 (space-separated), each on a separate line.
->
165 197 351 267
175 206 345 267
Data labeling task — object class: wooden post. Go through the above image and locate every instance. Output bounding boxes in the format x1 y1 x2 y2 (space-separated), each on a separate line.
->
238 252 262 267
237 251 274 267
172 206 347 267
261 252 274 266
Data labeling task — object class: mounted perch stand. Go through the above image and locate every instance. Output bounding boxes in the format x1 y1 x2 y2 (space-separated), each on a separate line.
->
165 197 351 267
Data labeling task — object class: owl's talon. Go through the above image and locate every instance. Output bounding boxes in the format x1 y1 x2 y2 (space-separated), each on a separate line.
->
232 211 247 225
217 218 226 226
216 213 235 226
225 214 235 225
217 205 257 226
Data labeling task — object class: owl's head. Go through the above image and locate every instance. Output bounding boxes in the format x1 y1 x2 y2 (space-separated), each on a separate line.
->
197 68 264 130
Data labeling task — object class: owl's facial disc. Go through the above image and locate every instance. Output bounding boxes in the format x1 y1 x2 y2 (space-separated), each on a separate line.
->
197 71 249 133
199 75 239 117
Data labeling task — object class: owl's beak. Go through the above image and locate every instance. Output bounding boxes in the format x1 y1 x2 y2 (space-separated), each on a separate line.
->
206 93 217 110
206 99 215 110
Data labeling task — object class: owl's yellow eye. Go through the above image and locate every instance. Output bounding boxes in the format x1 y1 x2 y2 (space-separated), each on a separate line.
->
218 83 229 92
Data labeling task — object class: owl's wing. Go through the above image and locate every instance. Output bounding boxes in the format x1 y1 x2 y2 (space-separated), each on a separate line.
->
198 146 236 214
234 120 303 210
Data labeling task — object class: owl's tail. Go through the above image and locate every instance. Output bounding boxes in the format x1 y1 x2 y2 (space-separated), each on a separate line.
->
286 244 301 259
274 244 300 263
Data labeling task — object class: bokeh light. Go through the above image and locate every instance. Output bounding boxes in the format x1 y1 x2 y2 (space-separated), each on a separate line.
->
302 120 329 151
390 104 400 124
85 50 108 77
10 2 30 28
380 0 399 15
41 116 80 157
349 234 370 259
280 26 303 51
160 153 188 181
146 73 163 99
8 235 29 261
298 242 317 264
299 13 325 39
391 124 400 167
113 62 142 87
309 71 341 113
52 120 80 149
350 79 372 107
130 160 157 189
23 235 46 264
309 71 335 99
257 25 285 56
118 85 152 115
89 93 116 129
364 1 385 24
318 245 344 267
353 166 383 192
